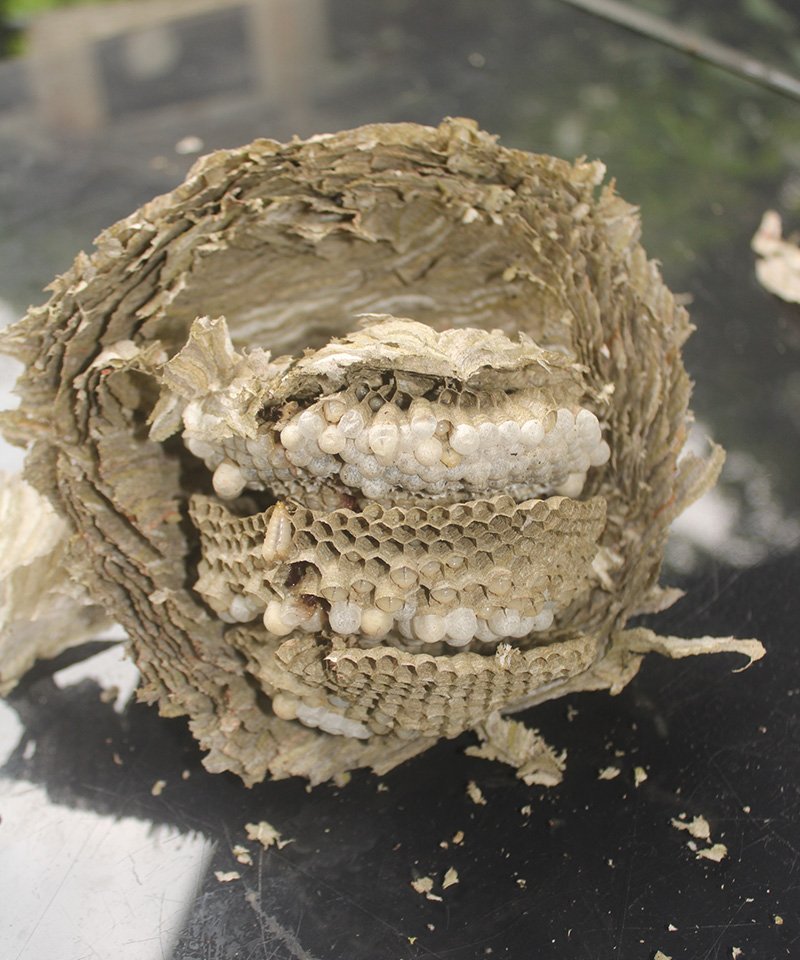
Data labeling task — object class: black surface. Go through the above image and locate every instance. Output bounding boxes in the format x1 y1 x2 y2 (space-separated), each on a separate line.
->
4 557 798 960
1 1 798 958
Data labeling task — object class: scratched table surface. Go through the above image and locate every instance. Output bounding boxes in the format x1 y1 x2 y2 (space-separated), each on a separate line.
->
1 1 799 958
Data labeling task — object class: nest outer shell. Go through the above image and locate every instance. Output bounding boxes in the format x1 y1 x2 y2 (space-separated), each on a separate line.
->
0 118 742 784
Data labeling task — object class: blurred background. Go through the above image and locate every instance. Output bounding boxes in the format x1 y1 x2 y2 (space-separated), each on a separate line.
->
0 3 798 959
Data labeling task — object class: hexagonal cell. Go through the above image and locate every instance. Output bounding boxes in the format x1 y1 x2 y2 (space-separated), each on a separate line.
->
417 524 439 542
392 524 416 544
345 515 371 536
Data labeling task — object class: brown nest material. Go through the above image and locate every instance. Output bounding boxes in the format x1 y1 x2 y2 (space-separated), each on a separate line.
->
0 119 762 784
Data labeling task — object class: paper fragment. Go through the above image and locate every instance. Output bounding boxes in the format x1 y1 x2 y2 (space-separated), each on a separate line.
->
466 781 487 806
752 210 800 303
245 820 294 850
467 712 566 786
232 845 252 865
671 816 711 841
410 876 442 901
696 843 728 862
0 473 113 696
598 766 621 781
411 877 433 894
442 867 459 889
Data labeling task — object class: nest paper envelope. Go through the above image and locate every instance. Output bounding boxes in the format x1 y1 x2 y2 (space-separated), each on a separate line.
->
0 119 763 784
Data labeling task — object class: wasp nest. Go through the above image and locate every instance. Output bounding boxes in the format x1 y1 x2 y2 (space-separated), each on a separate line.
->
0 119 762 784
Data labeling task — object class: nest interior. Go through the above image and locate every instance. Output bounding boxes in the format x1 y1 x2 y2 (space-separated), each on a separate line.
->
0 118 737 784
